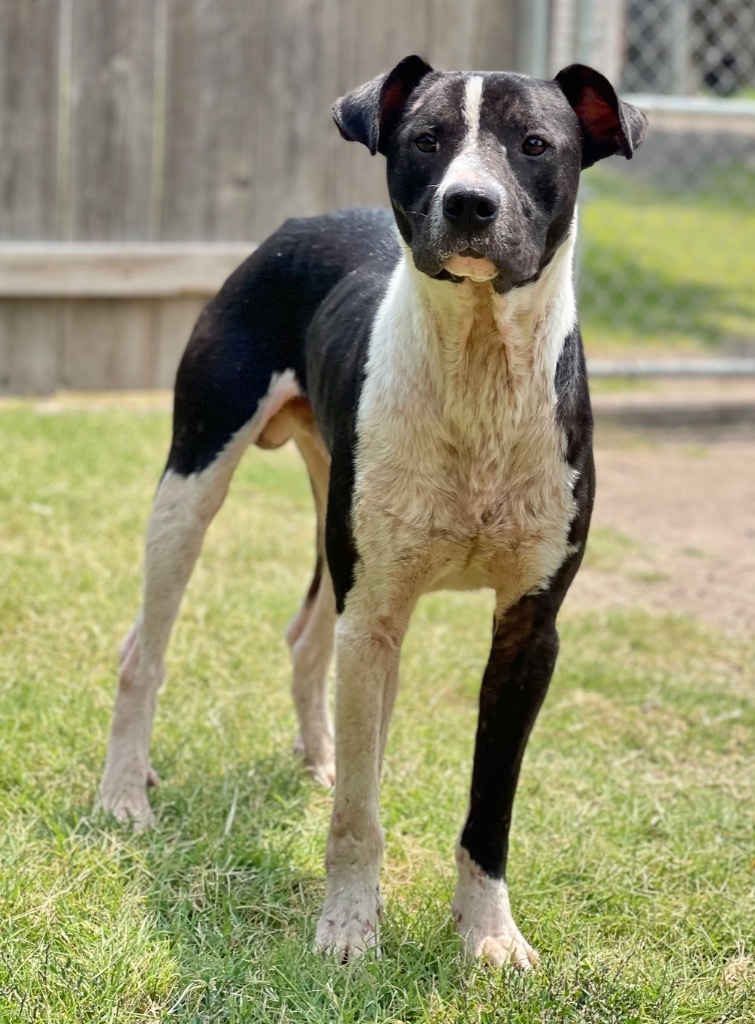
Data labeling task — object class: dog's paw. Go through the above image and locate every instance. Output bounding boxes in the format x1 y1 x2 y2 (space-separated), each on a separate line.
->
293 734 336 788
453 844 540 971
458 922 540 970
310 758 336 788
97 767 158 831
314 886 382 962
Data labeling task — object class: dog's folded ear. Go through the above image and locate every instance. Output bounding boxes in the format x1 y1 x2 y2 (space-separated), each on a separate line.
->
333 55 434 156
555 64 648 169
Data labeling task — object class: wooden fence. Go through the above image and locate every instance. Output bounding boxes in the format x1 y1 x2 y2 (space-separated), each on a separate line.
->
0 0 520 392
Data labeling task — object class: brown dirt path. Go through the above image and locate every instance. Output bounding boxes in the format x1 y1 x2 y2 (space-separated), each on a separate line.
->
568 421 755 634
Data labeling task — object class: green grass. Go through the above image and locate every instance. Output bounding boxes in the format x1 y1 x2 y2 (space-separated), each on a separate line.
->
1 404 754 1023
579 169 755 354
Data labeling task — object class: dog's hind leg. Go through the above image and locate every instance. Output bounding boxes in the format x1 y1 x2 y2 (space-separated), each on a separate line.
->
289 564 336 786
99 348 302 827
264 399 336 786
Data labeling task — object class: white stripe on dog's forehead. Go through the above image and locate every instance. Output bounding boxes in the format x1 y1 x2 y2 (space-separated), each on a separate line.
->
463 76 484 137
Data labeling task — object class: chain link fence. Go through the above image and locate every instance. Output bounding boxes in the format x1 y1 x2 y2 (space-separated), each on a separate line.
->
543 0 755 360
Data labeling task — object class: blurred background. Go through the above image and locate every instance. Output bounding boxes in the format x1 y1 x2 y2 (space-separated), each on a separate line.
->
0 0 753 392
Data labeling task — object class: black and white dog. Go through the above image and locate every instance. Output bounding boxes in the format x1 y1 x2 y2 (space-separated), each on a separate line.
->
100 57 647 967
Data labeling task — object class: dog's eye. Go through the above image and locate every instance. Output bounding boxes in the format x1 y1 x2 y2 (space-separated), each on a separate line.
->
522 136 548 156
415 133 439 153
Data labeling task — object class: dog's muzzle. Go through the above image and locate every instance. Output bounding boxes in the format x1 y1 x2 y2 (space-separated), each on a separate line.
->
438 183 501 281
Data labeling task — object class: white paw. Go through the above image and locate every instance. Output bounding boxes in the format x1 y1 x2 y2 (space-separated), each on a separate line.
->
293 733 336 788
310 758 336 788
98 766 158 831
453 845 540 970
314 885 382 962
457 919 540 969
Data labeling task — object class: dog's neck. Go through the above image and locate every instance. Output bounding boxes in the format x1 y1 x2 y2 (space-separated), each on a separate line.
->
381 221 577 417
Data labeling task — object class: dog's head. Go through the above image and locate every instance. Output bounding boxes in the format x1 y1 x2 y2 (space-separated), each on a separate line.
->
333 57 647 292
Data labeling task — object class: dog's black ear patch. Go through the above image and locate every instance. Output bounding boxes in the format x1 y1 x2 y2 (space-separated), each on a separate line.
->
555 64 648 169
332 55 434 156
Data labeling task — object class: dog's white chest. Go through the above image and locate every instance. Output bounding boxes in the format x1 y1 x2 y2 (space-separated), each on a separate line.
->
351 259 578 609
353 401 575 605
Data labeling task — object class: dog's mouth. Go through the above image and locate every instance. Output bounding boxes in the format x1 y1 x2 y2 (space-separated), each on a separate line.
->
443 248 498 283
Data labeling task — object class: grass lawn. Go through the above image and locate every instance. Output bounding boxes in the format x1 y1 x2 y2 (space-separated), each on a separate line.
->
1 404 753 1022
578 170 755 355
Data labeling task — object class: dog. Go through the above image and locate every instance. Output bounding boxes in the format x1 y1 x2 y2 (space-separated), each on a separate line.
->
99 56 647 967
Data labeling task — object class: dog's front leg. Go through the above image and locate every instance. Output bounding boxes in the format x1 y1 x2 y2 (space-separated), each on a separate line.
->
314 602 408 961
453 590 564 970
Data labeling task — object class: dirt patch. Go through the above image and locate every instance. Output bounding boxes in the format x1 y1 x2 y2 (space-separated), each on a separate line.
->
568 421 755 634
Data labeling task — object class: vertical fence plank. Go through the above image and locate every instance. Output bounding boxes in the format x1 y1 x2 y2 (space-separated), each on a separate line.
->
426 0 519 72
249 0 344 239
469 0 520 72
160 0 261 241
63 0 157 240
0 0 61 240
328 0 428 214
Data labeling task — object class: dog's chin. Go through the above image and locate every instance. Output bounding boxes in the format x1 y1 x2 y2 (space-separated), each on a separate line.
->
443 253 498 283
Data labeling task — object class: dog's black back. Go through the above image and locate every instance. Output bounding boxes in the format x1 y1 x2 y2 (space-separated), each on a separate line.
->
168 208 398 476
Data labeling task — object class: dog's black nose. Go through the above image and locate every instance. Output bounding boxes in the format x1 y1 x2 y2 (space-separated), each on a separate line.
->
442 186 500 229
